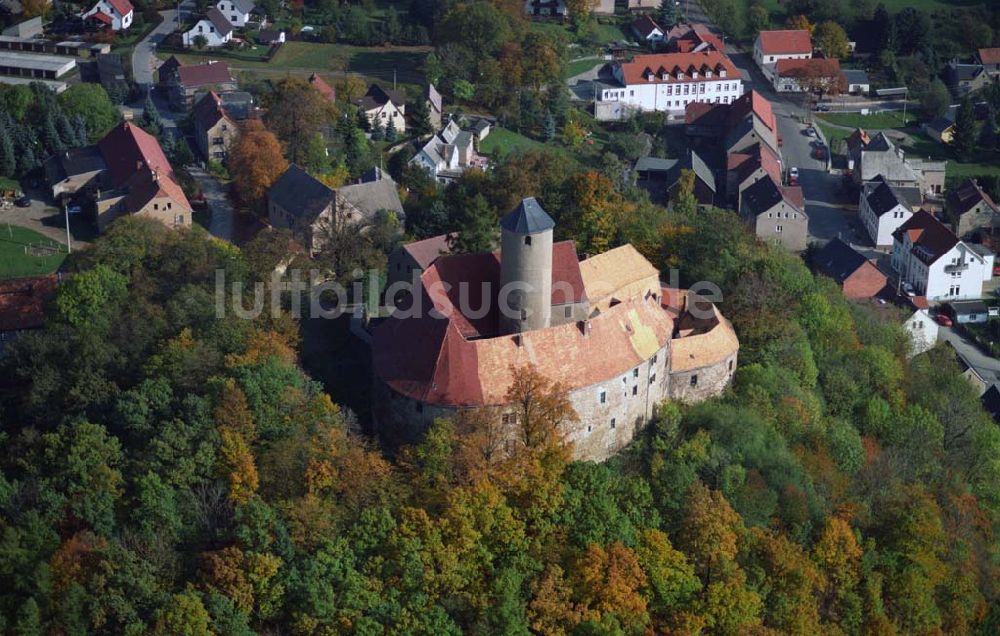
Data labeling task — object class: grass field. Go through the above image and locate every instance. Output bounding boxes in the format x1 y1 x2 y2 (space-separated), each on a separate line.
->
564 57 605 79
0 226 66 278
480 127 550 156
755 0 980 16
817 111 919 130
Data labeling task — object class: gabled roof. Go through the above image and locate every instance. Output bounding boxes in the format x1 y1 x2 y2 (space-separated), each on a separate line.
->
842 69 869 85
757 29 811 55
192 91 234 130
96 121 174 188
268 164 335 225
225 0 255 13
728 90 777 134
122 166 192 213
631 14 664 39
107 0 133 16
335 176 404 220
0 275 58 332
741 176 803 217
352 84 405 110
176 60 233 87
205 7 234 35
981 384 1000 422
892 210 959 265
947 178 1000 218
979 48 1000 65
258 29 283 43
865 176 920 217
813 237 874 284
91 11 113 25
402 234 453 270
616 51 738 85
734 142 781 186
309 73 335 101
775 57 841 79
501 197 555 233
426 83 442 113
926 117 954 134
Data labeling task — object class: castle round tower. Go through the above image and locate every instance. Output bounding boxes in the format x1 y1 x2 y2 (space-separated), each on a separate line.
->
499 198 554 335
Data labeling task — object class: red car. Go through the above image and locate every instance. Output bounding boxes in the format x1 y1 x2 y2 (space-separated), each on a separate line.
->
935 314 953 327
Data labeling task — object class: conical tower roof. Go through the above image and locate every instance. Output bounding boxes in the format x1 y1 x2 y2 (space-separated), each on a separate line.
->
500 197 555 234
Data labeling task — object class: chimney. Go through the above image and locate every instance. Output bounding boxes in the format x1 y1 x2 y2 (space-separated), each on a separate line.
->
152 168 159 182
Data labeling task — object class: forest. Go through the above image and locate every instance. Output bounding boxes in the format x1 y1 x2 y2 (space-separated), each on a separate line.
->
1 144 1000 634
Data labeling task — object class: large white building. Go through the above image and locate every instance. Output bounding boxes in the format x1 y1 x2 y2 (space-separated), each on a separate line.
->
892 210 993 301
753 29 811 82
595 51 743 121
860 176 921 248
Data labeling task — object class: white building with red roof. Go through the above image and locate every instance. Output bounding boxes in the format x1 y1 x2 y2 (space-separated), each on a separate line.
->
182 7 234 48
82 0 133 30
595 51 743 121
753 29 812 79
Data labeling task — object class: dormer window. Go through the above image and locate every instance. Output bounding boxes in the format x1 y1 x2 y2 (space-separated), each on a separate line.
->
677 72 684 80
705 70 712 78
720 69 727 78
691 71 698 79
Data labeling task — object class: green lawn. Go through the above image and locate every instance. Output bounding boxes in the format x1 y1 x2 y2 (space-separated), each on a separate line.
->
817 111 919 130
0 177 20 192
564 57 604 79
480 127 550 156
0 226 67 278
755 0 979 16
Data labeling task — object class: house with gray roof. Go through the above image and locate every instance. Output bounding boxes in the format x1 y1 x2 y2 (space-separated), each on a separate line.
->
216 0 254 27
851 131 945 198
842 69 869 95
945 60 991 97
268 164 404 254
859 175 921 247
425 83 442 129
410 119 488 184
740 176 808 251
946 178 1000 240
352 84 406 133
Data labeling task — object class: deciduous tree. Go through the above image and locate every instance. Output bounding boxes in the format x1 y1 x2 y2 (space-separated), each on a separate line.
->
228 119 288 212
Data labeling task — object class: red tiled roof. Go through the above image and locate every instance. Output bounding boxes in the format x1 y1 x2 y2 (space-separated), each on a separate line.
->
734 143 781 186
107 0 133 16
176 61 233 88
0 275 57 332
309 73 335 102
122 166 192 213
782 185 805 211
979 48 1000 65
685 101 723 126
92 11 113 24
727 152 751 171
909 296 929 310
757 29 811 55
617 51 738 85
728 89 777 133
192 91 233 130
776 57 841 78
97 121 174 188
403 233 453 269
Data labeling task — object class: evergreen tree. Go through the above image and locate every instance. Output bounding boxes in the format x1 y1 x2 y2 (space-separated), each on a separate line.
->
43 112 64 154
659 0 677 27
447 194 496 254
953 97 978 161
73 115 89 147
18 145 37 174
139 92 162 138
56 113 76 149
14 597 42 636
0 126 15 177
356 108 371 132
980 103 998 152
385 118 397 143
371 118 385 141
543 110 556 141
409 97 433 136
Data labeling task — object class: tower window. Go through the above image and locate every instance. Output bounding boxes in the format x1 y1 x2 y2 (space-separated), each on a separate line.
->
599 391 606 404
564 306 572 318
524 236 532 246
690 375 698 386
632 385 637 396
610 418 616 429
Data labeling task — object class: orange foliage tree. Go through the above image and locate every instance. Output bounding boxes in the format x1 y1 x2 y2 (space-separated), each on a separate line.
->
228 120 288 213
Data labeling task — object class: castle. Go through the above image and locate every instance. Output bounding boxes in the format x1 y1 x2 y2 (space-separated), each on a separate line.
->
371 198 739 461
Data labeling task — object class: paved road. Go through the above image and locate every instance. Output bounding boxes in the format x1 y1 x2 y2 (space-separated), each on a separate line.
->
132 9 184 87
0 189 93 249
939 325 1000 387
188 166 235 242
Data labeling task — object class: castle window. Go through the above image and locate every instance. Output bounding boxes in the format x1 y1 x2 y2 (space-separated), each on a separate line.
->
520 309 527 320
599 391 606 404
565 306 572 318
587 424 592 433
691 375 698 386
633 368 639 378
502 413 516 425
524 236 532 246
649 374 656 384
729 360 734 371
651 354 658 364
632 386 637 396
610 418 616 429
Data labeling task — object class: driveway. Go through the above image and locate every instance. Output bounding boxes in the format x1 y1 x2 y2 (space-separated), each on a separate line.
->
132 1 195 88
0 189 93 250
188 166 234 242
939 325 1000 387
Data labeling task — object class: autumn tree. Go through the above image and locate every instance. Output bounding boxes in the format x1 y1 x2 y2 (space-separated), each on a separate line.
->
785 14 814 33
228 119 288 213
264 77 336 165
504 364 579 452
813 21 850 59
670 168 698 215
572 543 650 631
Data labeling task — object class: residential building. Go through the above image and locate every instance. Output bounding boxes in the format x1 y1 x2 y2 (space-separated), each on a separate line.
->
753 29 811 78
979 47 1000 77
631 15 665 44
812 237 887 299
891 210 993 301
81 0 133 30
740 176 808 251
523 0 566 17
849 130 945 197
594 0 657 13
772 57 843 93
216 0 253 27
948 299 990 324
842 69 870 95
945 60 991 97
157 55 183 89
634 150 716 206
685 90 780 155
898 297 938 357
182 8 234 48
352 84 406 133
257 29 284 44
981 384 1000 423
192 91 238 161
859 175 921 247
594 51 742 121
410 119 488 184
386 233 452 288
727 141 782 208
664 23 725 53
425 83 443 129
44 145 107 199
945 178 1000 240
268 165 404 254
96 166 192 231
164 60 236 109
924 117 955 144
371 198 739 461
2 16 43 38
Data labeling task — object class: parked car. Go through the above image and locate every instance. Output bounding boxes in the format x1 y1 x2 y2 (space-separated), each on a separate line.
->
805 127 817 137
14 196 29 208
935 313 953 327
815 104 831 112
813 146 828 160
788 167 799 185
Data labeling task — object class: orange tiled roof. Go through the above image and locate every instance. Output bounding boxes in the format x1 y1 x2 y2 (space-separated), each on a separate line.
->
97 121 174 188
757 29 811 55
617 51 738 85
776 57 841 78
979 48 1000 65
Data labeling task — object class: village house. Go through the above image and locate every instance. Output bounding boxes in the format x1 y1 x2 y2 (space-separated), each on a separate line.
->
891 210 993 301
182 8 234 48
409 119 488 184
945 178 1000 240
386 233 452 288
81 0 133 30
523 0 566 16
848 130 946 198
371 198 739 461
945 59 991 97
192 91 238 161
594 0 656 13
979 48 1000 77
352 84 406 133
740 176 808 251
859 175 921 248
594 51 742 121
268 165 404 254
772 57 843 93
753 29 811 80
663 23 725 53
901 297 938 357
726 141 782 208
842 69 870 95
216 0 253 27
633 150 716 206
812 237 887 300
425 83 443 129
631 15 665 45
162 60 236 109
257 29 284 44
96 166 192 231
924 117 955 144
